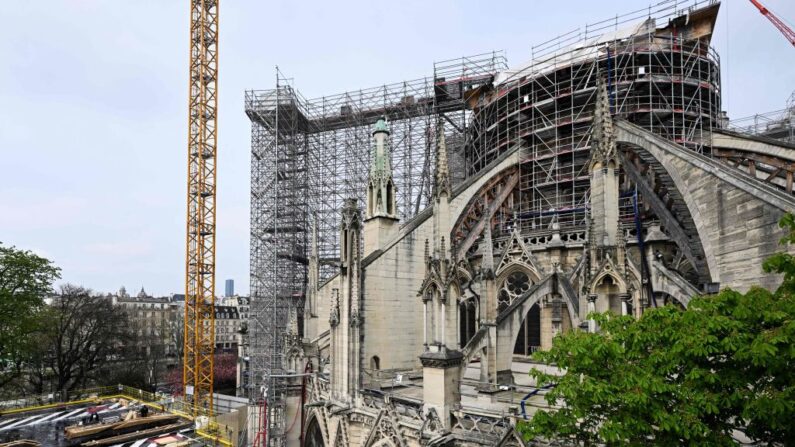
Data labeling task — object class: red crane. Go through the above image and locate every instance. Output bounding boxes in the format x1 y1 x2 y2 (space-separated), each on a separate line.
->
749 0 795 47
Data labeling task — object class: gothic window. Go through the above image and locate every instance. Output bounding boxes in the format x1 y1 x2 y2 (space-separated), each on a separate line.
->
498 271 531 312
459 298 478 347
424 286 436 303
305 417 324 447
371 355 380 371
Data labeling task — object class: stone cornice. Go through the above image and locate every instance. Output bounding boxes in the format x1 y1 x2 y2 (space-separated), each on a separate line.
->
419 349 463 368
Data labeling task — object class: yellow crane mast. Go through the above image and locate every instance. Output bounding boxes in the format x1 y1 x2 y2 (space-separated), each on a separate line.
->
184 0 218 415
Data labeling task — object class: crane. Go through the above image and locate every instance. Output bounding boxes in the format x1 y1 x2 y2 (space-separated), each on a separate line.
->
183 0 219 415
749 0 795 47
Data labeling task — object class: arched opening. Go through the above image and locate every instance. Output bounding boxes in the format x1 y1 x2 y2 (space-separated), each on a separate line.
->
304 416 325 447
514 303 541 355
459 298 477 347
370 355 380 371
367 183 374 216
594 274 622 314
655 291 685 309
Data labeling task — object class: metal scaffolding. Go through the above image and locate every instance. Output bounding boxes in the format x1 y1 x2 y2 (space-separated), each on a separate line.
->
468 3 722 243
245 54 507 444
728 91 795 143
245 0 723 444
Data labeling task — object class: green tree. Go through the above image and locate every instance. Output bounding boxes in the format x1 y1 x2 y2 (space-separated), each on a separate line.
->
0 244 60 389
28 285 129 392
520 213 795 446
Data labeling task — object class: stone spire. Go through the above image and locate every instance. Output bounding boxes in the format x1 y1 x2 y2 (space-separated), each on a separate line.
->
307 214 319 317
366 118 397 219
434 128 452 199
588 75 620 248
590 76 617 171
310 212 318 259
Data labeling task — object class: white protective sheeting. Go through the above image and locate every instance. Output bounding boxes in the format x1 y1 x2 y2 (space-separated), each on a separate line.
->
494 18 656 86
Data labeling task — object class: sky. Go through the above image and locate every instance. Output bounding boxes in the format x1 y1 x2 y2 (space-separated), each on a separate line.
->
1 0 793 297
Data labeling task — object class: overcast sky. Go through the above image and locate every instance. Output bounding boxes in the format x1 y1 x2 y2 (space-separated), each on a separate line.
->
1 0 793 297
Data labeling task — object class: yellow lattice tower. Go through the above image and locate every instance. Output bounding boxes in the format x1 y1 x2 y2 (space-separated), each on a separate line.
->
184 0 218 415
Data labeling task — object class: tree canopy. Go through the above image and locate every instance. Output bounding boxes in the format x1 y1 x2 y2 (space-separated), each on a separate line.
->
520 213 795 446
0 244 60 389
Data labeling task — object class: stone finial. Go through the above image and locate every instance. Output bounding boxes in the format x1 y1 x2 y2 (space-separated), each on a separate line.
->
424 238 430 260
434 128 452 199
590 75 617 170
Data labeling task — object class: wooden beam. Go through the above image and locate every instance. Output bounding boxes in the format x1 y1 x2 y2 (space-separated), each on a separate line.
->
455 171 519 260
620 151 710 283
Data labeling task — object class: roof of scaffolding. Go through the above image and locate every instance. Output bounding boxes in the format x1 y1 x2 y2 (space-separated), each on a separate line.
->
494 0 719 87
494 18 656 86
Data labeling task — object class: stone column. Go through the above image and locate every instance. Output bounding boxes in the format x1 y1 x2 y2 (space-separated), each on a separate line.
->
420 349 463 429
639 287 649 315
441 300 447 348
587 294 598 333
619 293 630 316
423 299 429 350
550 295 563 337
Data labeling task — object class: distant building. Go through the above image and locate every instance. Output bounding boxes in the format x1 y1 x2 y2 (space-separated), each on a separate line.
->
111 287 182 364
224 279 234 297
214 305 241 352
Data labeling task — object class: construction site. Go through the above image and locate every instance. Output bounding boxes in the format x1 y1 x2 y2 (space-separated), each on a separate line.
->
2 0 794 446
0 386 245 446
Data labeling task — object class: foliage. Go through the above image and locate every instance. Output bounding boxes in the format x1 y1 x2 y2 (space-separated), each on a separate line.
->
519 213 795 445
0 244 60 389
28 285 130 392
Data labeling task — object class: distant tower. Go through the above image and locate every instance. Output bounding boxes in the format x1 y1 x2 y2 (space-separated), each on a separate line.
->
225 279 234 297
363 118 399 256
